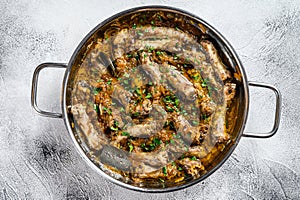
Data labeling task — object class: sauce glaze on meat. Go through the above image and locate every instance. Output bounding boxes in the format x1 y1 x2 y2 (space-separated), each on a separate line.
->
69 10 239 188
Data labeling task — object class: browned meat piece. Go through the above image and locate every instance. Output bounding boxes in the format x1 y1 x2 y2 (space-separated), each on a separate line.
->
112 27 206 61
130 150 169 174
98 145 131 171
81 49 109 76
140 61 197 102
192 124 209 145
164 65 197 101
210 107 229 143
186 146 208 159
124 105 167 138
111 84 132 108
178 157 204 178
224 83 236 106
200 98 216 116
71 103 108 150
174 115 199 144
139 63 161 84
201 40 231 81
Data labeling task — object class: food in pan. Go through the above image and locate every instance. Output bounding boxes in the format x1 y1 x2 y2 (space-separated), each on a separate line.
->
70 10 238 188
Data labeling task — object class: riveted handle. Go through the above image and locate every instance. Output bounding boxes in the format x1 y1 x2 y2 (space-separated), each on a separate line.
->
31 62 67 118
242 81 282 138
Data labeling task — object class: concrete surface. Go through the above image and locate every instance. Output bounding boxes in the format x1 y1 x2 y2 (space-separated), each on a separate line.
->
0 0 300 199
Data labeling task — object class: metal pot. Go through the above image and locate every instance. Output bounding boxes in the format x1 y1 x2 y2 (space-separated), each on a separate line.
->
31 6 282 192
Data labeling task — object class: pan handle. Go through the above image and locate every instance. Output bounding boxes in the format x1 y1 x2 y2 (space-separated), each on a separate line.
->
31 62 67 118
242 81 282 138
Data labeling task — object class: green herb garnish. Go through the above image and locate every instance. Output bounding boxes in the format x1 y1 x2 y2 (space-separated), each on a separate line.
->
122 132 130 136
145 93 152 99
192 120 199 126
162 166 167 176
93 88 101 95
123 79 129 85
128 143 134 152
201 79 208 87
110 126 118 131
93 104 99 113
153 138 162 146
190 156 197 161
166 106 174 112
157 15 162 21
170 139 175 145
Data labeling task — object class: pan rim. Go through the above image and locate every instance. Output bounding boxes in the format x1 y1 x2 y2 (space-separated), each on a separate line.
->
61 5 249 193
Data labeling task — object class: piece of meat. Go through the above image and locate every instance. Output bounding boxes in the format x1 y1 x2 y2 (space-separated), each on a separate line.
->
140 61 197 102
98 145 131 172
130 150 169 174
200 98 216 117
124 105 167 138
164 65 196 101
178 157 204 178
174 115 198 144
71 103 108 150
186 146 208 159
224 83 236 106
112 26 206 61
210 107 229 143
139 64 162 84
201 40 231 81
111 84 132 108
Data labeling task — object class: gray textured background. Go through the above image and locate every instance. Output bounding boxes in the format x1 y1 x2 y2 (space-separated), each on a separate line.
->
0 0 299 199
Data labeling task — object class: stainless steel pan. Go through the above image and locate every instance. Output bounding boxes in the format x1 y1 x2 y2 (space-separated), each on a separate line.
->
31 6 281 192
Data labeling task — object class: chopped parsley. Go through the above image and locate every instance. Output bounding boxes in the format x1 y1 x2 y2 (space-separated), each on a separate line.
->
192 120 199 126
128 143 134 152
157 15 162 21
153 138 162 146
110 126 118 131
93 88 101 95
190 156 197 161
122 132 130 136
103 107 112 115
191 74 200 81
145 93 152 99
141 138 162 151
93 104 99 113
169 139 175 145
201 79 208 87
162 166 167 176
